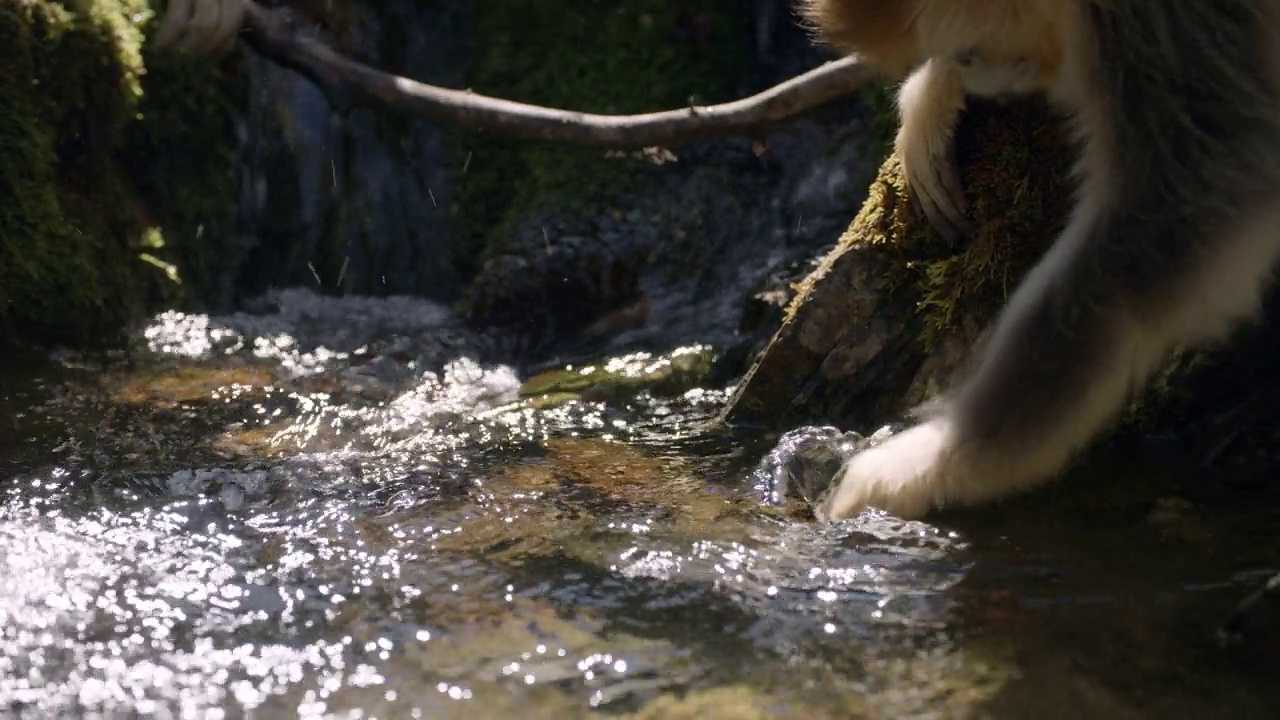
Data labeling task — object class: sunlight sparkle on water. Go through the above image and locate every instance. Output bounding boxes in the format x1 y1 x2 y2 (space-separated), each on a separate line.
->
0 290 1014 718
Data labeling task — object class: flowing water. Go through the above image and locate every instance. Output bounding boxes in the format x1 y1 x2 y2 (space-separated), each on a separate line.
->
1 290 1278 719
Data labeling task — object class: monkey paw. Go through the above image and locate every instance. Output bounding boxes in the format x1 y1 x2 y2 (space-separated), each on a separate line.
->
815 420 955 521
155 0 246 54
899 138 973 245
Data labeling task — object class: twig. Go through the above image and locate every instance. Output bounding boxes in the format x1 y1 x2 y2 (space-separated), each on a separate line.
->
238 1 875 148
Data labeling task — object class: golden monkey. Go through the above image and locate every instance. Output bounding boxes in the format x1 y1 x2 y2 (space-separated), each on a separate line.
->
800 0 1280 520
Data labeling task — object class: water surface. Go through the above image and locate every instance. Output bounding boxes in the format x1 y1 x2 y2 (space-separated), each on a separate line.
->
2 291 1277 719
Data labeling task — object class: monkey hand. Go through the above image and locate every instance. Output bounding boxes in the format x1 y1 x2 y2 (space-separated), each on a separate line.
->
815 419 954 521
898 128 972 244
154 0 246 54
894 60 973 244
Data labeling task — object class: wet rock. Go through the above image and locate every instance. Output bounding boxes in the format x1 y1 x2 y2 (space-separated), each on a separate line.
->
461 216 644 354
461 115 883 366
628 685 846 720
234 1 476 301
517 345 716 407
1146 497 1213 546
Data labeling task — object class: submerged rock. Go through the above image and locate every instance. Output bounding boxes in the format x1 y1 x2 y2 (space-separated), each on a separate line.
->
517 345 716 407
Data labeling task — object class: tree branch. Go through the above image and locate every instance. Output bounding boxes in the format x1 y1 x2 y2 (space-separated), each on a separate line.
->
234 1 875 148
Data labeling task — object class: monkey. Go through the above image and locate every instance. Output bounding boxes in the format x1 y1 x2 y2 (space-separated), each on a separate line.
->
154 0 245 53
798 0 1280 521
803 1 1069 242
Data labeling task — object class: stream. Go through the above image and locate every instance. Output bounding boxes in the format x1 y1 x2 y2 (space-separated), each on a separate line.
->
1 289 1278 719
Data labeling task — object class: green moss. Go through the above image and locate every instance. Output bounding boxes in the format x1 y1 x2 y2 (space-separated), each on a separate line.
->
1 0 146 346
839 98 1075 348
450 0 745 259
124 31 246 305
0 0 243 348
912 102 1073 345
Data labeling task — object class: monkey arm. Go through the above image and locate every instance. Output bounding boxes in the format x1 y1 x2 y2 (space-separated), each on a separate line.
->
154 0 245 53
895 59 972 243
818 0 1280 522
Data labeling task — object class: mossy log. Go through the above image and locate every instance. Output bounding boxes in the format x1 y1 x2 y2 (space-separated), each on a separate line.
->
724 97 1076 431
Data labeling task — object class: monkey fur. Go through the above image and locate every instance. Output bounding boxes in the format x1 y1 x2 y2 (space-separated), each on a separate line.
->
800 0 1280 521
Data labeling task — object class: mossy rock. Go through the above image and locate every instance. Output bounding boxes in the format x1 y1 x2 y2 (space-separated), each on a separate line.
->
725 93 1280 472
724 97 1075 430
0 0 243 349
450 0 745 276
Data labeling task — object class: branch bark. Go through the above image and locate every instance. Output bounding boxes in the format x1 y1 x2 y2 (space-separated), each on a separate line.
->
231 1 875 148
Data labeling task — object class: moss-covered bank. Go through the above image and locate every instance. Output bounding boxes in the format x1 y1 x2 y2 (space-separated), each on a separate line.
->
0 0 243 349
